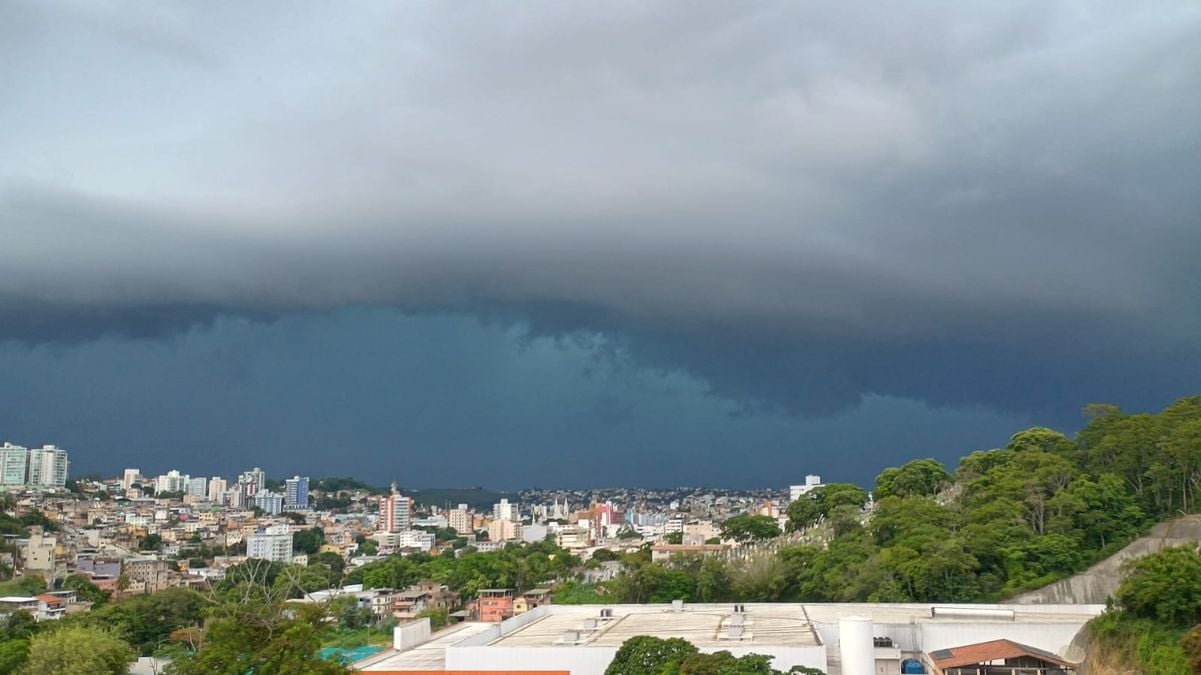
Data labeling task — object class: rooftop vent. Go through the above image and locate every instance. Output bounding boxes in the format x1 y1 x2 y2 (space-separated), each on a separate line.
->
672 599 685 612
583 618 599 631
721 624 749 641
730 613 746 627
600 608 614 619
561 630 580 643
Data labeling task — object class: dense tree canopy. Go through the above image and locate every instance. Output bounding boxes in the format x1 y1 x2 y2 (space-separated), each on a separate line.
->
595 397 1201 608
786 483 868 532
1115 546 1201 626
293 527 326 555
720 515 781 543
874 458 951 499
23 625 134 675
346 539 579 599
604 637 825 675
604 636 697 675
75 587 206 655
62 574 111 605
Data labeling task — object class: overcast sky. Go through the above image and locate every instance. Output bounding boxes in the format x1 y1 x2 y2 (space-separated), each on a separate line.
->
2 2 1199 487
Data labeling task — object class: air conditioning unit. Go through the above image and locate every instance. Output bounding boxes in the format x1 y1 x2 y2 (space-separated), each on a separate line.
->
672 599 685 612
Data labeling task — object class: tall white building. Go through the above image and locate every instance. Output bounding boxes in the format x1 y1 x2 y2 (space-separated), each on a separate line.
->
207 477 228 504
493 498 519 522
790 475 824 502
238 467 266 493
0 443 29 486
253 489 284 515
122 468 142 491
378 483 413 532
371 529 434 554
186 476 208 499
284 476 309 510
449 504 474 535
155 470 189 494
27 445 69 489
246 525 293 563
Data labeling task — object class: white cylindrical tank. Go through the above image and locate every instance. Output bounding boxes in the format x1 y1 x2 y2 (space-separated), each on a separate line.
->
839 615 874 675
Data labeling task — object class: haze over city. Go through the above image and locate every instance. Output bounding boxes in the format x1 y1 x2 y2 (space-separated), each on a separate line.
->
2 2 1199 487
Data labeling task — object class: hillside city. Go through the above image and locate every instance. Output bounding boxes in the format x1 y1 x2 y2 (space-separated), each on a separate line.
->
1 439 811 600
4 399 1201 674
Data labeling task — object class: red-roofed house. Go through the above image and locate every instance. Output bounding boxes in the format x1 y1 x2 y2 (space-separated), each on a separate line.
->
928 638 1078 674
34 594 67 621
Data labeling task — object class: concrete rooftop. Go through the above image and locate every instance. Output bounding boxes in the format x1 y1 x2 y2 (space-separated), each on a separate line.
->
489 603 821 648
357 622 494 672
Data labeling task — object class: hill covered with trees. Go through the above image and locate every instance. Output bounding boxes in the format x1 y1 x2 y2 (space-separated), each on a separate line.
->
568 396 1201 609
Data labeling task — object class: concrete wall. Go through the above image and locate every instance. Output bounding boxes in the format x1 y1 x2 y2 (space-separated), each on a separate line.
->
447 645 620 675
919 622 1085 657
394 618 432 651
446 643 824 675
451 605 549 648
712 645 827 672
1014 515 1201 605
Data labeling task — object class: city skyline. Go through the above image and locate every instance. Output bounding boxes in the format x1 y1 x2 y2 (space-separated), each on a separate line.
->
3 3 1200 487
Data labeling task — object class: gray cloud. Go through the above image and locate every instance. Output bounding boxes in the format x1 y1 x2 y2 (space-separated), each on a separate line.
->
2 1 1200 417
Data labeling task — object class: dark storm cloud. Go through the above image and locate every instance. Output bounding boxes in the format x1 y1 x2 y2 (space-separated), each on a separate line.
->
0 311 1033 487
2 1 1200 417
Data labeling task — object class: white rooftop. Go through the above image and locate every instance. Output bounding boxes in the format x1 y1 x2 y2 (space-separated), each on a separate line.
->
489 604 820 648
357 622 494 672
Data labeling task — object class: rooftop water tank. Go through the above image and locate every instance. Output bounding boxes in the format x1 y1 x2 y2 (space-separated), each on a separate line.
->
838 616 873 675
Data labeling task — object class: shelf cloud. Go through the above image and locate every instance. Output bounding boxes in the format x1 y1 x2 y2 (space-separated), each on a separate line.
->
3 1 1200 419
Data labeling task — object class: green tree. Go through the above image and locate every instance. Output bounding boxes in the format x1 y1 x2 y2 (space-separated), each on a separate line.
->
311 551 347 585
167 570 350 675
272 564 332 598
63 573 111 605
604 636 698 675
1181 624 1201 673
720 515 781 543
0 610 39 641
355 535 379 556
694 558 732 603
19 510 59 532
591 548 621 562
786 484 868 532
0 638 29 674
85 587 206 655
293 527 325 555
731 554 790 603
417 607 450 630
874 458 951 499
552 581 606 605
679 650 799 674
0 576 46 596
22 625 134 675
664 532 684 545
1116 546 1201 626
1007 427 1077 456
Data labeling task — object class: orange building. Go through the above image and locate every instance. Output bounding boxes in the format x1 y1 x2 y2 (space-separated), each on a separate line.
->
476 588 515 622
